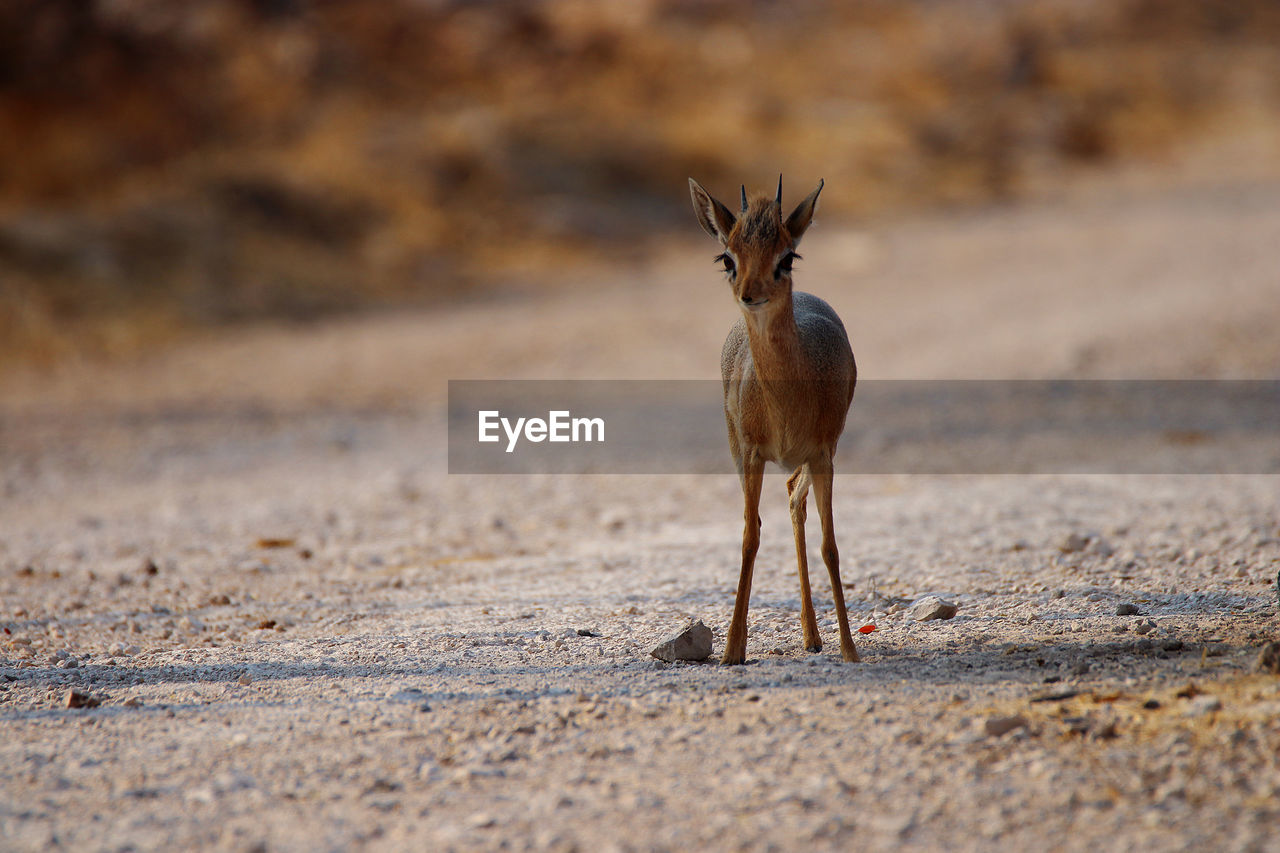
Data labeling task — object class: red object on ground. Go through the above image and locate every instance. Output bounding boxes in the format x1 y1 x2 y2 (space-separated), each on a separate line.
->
858 624 876 634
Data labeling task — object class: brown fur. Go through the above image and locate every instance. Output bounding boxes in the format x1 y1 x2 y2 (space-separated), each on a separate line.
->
689 178 859 665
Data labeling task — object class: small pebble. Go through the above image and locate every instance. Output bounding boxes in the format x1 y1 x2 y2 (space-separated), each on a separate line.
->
65 689 100 709
1115 603 1141 616
1256 641 1280 674
1092 720 1119 740
985 715 1028 737
1059 533 1089 554
1184 695 1222 717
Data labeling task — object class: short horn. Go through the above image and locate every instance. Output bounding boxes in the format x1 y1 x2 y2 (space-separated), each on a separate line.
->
776 174 783 207
740 185 748 213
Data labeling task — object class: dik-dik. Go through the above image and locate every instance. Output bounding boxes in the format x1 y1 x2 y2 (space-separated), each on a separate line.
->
688 176 859 665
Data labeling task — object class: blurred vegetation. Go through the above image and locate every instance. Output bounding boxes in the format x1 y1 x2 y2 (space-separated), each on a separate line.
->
2 0 1279 363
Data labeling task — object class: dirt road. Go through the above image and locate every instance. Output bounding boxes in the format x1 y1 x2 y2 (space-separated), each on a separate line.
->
2 174 1279 851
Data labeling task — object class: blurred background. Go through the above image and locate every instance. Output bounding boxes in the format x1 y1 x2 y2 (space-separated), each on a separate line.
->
2 0 1280 367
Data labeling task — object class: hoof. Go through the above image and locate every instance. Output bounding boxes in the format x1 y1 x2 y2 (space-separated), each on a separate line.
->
805 642 823 653
841 646 861 663
720 650 747 666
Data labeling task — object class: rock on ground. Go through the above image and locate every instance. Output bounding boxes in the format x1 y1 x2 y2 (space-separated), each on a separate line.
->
651 620 714 662
909 595 958 622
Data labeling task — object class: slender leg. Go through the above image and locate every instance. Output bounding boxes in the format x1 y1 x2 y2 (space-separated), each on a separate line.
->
811 454 859 662
787 465 822 652
723 453 764 665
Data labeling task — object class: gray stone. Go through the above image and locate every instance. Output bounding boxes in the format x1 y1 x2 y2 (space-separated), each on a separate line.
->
909 595 958 622
1115 603 1141 616
1059 533 1089 554
1088 537 1115 558
650 620 713 662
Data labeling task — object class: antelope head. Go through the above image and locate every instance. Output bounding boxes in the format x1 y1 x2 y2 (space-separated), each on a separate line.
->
688 176 824 314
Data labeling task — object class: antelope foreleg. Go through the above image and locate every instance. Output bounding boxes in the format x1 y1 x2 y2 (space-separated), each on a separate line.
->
723 456 764 665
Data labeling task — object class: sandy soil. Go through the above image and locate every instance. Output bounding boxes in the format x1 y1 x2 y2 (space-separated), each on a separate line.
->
2 172 1280 852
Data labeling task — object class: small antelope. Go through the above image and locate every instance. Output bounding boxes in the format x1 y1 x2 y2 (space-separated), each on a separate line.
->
688 176 859 665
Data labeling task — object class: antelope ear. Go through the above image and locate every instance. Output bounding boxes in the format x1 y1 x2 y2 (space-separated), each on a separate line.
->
785 179 824 245
688 178 737 245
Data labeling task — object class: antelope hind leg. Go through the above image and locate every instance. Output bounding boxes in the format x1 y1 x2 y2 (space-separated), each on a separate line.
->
787 465 822 652
812 456 859 662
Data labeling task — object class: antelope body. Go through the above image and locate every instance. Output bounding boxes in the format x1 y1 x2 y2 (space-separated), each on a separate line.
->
689 176 859 665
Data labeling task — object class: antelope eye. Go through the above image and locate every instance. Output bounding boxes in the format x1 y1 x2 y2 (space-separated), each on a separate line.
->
715 253 736 277
776 251 799 277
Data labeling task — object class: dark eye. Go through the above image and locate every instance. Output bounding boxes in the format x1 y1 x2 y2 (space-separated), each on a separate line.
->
776 251 800 277
714 253 736 277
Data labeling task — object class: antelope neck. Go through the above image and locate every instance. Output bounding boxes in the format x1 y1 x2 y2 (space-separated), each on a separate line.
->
743 290 810 382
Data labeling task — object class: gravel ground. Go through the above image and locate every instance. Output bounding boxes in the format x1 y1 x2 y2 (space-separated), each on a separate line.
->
3 174 1279 852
